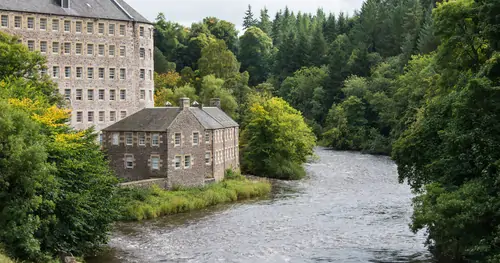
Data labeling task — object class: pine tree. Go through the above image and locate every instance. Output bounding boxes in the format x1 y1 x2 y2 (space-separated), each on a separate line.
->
243 5 258 30
337 12 349 35
274 31 299 80
271 11 283 46
400 0 424 62
310 25 328 66
417 5 439 54
323 14 337 43
296 30 311 67
258 7 272 36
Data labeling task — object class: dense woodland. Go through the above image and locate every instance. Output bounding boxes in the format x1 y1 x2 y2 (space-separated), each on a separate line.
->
154 0 500 262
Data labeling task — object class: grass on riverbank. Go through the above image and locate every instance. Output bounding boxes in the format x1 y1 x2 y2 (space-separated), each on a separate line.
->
117 174 271 221
0 252 14 263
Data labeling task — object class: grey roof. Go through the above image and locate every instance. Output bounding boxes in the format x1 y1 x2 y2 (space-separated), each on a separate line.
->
0 0 151 24
202 107 239 128
104 108 180 132
190 107 224 129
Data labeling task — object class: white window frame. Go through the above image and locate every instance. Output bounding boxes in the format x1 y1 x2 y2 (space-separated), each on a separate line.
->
76 111 83 123
75 89 82 100
139 133 146 146
39 18 47 30
125 132 133 146
27 17 34 29
151 156 160 170
112 133 119 145
174 133 181 146
125 154 134 169
1 15 8 28
174 156 181 169
184 155 191 169
205 151 211 165
152 133 159 146
192 132 199 146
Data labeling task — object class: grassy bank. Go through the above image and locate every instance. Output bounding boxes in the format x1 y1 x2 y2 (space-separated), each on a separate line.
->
117 175 271 221
0 253 14 263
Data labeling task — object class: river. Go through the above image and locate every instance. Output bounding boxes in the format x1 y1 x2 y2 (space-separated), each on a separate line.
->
88 148 430 263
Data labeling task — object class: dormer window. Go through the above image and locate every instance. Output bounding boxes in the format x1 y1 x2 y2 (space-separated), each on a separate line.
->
62 0 70 8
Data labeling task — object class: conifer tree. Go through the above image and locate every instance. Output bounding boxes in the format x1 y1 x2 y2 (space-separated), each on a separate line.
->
258 7 272 36
243 5 258 30
310 25 328 66
323 14 337 43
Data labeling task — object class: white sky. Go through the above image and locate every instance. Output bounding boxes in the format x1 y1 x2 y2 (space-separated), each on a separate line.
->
126 0 364 31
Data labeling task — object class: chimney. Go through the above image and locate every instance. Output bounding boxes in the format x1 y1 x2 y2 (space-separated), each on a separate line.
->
165 101 172 107
179 97 190 110
210 98 221 108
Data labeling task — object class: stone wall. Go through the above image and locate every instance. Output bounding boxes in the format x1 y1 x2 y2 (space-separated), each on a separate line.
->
0 10 154 131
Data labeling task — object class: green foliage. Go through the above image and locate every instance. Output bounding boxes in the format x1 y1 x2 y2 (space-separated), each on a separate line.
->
240 96 316 180
238 27 274 86
154 47 176 73
117 178 271 221
243 5 258 30
198 39 240 80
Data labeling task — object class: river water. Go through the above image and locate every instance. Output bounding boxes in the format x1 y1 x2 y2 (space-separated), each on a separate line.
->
88 148 430 263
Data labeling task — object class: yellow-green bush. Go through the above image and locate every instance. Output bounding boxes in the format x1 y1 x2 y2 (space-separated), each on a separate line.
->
117 177 271 221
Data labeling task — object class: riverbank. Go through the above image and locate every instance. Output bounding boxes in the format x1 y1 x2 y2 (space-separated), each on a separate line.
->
116 176 271 221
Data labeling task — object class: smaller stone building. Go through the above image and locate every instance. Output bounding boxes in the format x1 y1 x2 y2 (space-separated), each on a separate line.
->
102 98 239 187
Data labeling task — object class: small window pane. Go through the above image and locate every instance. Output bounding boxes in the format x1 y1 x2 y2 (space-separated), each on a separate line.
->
76 112 83 122
88 111 94 122
184 156 191 168
14 16 21 28
98 89 105 100
87 89 94 101
75 21 82 33
52 19 59 31
39 18 47 30
110 111 116 122
113 133 119 145
75 89 82 100
64 20 70 32
152 134 159 146
27 17 34 29
125 133 133 145
87 22 93 33
120 24 126 36
151 157 159 170
1 15 8 27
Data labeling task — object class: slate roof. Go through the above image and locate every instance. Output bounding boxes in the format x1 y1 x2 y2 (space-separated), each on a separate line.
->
103 106 239 132
0 0 151 24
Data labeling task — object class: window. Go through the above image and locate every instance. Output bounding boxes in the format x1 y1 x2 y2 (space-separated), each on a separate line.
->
110 90 116 101
119 89 126 100
64 20 70 32
27 17 34 29
52 66 59 78
149 90 152 101
52 42 59 54
64 66 71 78
174 133 181 146
112 133 119 145
193 132 199 145
75 43 82 55
14 16 21 28
120 68 126 80
108 23 115 35
109 45 115 56
175 156 181 169
62 0 70 8
64 42 71 54
87 89 94 101
88 111 94 122
152 134 159 146
125 133 133 145
87 67 94 79
151 156 160 170
98 23 104 34
98 68 105 79
75 21 82 33
205 132 210 143
110 111 116 122
119 46 126 57
76 111 83 122
139 133 145 146
40 68 47 76
76 67 82 78
109 68 115 79
120 111 127 119
184 155 191 169
87 44 93 55
140 90 145 100
52 19 59 31
64 89 71 100
149 70 152 80
140 48 145 58
87 22 93 33
125 154 133 169
139 26 144 37
98 89 105 100
75 89 82 100
140 69 145 80
205 152 211 165
27 40 34 52
98 44 104 56
120 24 126 36
39 18 47 30
1 15 8 27
99 134 103 145
98 111 105 122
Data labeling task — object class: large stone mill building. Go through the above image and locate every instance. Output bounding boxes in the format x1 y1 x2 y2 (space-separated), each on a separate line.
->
102 98 240 187
0 0 154 131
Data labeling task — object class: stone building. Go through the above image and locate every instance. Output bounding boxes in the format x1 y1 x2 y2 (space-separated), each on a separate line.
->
102 98 240 187
0 0 154 131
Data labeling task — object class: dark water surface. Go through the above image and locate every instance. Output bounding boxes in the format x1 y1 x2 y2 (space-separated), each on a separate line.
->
88 148 430 263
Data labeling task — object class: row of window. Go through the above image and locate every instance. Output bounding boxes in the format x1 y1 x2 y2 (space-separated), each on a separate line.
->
1 15 149 37
47 66 152 81
113 130 238 148
25 40 150 59
214 129 237 143
214 147 237 165
76 110 127 123
64 88 152 102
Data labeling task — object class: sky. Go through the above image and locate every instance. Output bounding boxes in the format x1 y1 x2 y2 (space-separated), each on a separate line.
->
126 0 365 31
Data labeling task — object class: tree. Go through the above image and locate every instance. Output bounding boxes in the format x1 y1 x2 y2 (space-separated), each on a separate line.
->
154 47 176 73
240 96 316 180
310 25 328 66
203 17 239 53
257 7 272 36
199 75 238 118
198 39 240 80
238 27 274 86
243 5 258 30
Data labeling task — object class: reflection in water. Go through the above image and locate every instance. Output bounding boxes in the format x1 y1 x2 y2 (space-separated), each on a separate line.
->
87 148 430 263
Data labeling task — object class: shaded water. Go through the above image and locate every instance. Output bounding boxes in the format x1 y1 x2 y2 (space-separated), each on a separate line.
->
88 148 430 263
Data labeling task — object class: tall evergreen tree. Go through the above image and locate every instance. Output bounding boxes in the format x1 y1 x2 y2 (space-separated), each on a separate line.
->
323 14 337 43
310 25 328 66
258 7 273 36
243 5 258 30
271 11 283 46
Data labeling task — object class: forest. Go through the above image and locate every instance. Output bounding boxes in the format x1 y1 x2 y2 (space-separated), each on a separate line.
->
153 0 500 262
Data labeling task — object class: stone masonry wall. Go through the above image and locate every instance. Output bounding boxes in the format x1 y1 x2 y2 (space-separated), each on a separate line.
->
0 10 154 131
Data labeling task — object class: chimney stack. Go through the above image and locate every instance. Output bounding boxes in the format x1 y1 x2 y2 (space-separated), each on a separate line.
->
179 97 190 110
210 98 221 108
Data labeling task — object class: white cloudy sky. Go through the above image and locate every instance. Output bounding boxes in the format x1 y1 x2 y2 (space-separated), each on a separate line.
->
126 0 364 30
